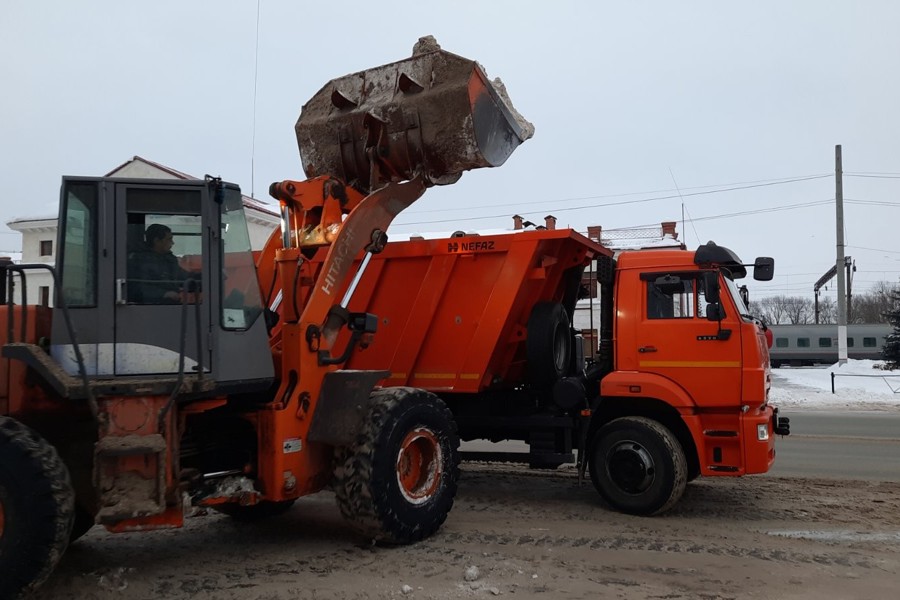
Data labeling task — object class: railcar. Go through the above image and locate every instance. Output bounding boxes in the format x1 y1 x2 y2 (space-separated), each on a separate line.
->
768 323 891 367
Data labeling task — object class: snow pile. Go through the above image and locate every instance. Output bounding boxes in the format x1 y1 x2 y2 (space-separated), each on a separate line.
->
771 360 900 411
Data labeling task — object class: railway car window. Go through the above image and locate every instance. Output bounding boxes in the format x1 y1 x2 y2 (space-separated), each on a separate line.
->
797 337 810 348
863 337 877 347
818 337 832 348
847 338 855 348
775 338 789 348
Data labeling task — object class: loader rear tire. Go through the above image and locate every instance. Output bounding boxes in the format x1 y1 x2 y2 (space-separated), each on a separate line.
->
0 417 75 599
333 387 460 544
588 416 687 516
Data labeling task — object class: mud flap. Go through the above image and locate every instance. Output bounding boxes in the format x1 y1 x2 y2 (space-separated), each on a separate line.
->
308 370 390 446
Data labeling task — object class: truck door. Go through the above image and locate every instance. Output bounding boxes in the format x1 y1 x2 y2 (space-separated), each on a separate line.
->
113 183 210 375
633 271 741 407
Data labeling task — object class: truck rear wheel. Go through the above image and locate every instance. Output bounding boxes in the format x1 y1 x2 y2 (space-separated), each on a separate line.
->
527 302 572 386
0 417 75 598
588 416 687 515
333 387 460 544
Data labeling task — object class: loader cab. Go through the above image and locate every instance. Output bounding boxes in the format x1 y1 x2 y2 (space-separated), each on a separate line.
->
50 176 274 392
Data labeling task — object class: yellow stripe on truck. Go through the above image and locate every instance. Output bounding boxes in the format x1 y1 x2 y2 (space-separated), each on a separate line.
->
640 361 741 368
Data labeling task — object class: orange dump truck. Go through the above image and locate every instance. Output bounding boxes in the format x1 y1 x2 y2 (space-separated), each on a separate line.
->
267 227 791 516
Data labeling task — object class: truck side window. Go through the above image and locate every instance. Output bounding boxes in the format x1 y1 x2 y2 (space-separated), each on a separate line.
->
647 279 696 319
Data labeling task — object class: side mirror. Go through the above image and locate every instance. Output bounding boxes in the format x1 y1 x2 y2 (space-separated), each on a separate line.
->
702 271 720 304
753 257 774 281
706 303 724 321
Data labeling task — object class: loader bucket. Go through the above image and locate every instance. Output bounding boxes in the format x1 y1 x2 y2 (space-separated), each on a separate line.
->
296 37 533 195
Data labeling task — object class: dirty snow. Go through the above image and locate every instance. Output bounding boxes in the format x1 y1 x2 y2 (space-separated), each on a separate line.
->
771 359 900 411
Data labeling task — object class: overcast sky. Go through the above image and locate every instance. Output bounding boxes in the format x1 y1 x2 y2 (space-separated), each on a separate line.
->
2 1 898 301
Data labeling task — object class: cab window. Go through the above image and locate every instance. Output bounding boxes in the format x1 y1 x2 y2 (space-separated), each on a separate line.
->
647 278 696 319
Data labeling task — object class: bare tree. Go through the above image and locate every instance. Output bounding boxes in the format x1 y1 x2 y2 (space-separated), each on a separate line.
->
815 296 836 324
754 281 900 326
751 295 814 325
783 296 813 324
850 281 899 324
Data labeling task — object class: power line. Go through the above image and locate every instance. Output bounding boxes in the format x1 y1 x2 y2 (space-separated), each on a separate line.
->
848 245 900 255
846 199 900 207
408 173 833 216
845 173 900 179
250 0 261 199
395 174 832 226
620 199 833 230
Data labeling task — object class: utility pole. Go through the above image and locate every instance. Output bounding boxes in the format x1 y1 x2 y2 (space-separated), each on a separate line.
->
835 145 848 364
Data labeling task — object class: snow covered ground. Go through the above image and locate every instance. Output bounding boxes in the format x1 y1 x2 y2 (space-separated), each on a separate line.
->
771 359 900 412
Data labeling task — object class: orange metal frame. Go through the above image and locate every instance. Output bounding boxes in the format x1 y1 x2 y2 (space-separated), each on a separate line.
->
253 176 427 501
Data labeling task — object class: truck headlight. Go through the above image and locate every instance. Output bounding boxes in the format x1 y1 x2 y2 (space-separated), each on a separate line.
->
757 423 770 441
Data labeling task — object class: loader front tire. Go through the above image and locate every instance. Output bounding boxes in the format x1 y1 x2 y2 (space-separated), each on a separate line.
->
588 416 687 516
0 417 75 599
333 388 460 544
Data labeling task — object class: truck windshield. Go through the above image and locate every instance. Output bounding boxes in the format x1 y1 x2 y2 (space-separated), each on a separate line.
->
723 273 752 320
220 188 264 330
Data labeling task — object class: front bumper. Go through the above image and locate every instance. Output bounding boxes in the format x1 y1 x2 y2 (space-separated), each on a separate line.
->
743 405 789 474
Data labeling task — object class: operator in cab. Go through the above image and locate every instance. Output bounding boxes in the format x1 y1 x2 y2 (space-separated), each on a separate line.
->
129 224 197 304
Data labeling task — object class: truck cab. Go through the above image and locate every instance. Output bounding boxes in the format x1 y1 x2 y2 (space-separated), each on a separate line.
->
589 242 781 514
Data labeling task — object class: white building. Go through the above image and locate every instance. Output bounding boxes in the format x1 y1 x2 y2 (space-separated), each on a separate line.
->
5 156 279 306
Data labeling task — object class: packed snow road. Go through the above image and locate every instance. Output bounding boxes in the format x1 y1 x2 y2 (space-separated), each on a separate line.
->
33 463 900 600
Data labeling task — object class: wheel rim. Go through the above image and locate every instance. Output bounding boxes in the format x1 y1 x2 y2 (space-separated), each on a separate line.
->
606 440 655 494
396 427 443 505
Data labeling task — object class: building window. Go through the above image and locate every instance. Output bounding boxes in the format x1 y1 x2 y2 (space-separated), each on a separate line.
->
818 337 832 348
863 337 877 348
797 337 810 348
39 286 50 307
775 338 789 348
40 240 53 257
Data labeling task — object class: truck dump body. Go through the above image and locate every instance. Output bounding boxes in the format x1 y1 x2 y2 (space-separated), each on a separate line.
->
307 229 610 393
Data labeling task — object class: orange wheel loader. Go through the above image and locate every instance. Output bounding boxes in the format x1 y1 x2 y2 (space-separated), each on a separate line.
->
0 38 531 598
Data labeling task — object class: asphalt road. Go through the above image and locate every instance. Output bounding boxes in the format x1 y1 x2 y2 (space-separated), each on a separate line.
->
462 410 900 482
767 410 900 482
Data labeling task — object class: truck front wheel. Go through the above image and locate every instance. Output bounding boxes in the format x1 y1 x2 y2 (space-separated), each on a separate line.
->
0 417 75 598
588 416 687 515
333 387 460 544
